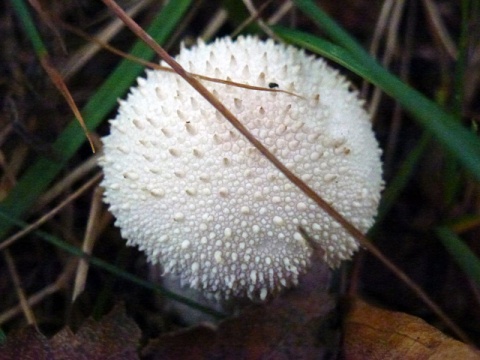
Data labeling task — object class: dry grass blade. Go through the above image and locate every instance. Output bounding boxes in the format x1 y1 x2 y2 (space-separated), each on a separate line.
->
233 0 275 38
0 261 77 325
266 1 293 25
39 56 95 153
3 249 37 328
465 42 480 104
384 3 417 171
421 0 458 59
57 21 302 98
35 154 100 210
28 0 66 52
0 151 17 198
199 7 228 40
368 0 395 58
0 173 102 252
370 0 405 116
61 0 151 79
72 187 104 302
365 0 405 118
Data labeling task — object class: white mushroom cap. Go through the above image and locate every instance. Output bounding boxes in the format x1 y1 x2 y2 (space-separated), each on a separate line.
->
100 36 383 300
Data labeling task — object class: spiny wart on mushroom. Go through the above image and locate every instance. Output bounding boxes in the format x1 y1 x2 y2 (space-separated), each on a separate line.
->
99 36 383 301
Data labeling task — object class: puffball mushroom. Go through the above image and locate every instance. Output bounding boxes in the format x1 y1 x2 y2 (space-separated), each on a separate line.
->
99 36 383 301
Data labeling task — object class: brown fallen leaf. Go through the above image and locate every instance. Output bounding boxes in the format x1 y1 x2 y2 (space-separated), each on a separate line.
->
143 261 338 360
143 293 336 360
343 297 480 360
0 326 52 360
0 304 141 360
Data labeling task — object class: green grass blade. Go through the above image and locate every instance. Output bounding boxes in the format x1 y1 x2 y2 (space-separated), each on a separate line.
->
0 210 225 318
292 0 374 65
436 226 480 286
273 26 480 182
10 0 46 55
0 0 192 240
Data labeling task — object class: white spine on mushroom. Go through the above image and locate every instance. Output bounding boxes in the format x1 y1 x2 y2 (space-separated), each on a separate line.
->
100 36 383 301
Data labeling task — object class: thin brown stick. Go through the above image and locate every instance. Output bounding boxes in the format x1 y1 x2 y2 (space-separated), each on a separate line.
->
100 0 471 343
360 0 393 100
62 0 151 79
200 7 228 40
384 3 417 172
232 0 274 38
72 186 104 301
421 0 457 59
35 154 100 210
3 249 37 327
0 151 17 190
59 19 302 98
0 260 76 325
0 172 102 252
266 1 293 25
369 0 405 119
39 55 95 153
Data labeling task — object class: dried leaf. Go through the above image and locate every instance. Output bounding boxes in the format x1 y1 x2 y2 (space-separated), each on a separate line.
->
144 263 337 360
50 304 141 360
343 298 480 359
0 326 52 360
0 304 141 360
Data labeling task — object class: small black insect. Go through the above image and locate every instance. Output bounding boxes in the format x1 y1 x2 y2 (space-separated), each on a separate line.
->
268 82 279 89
